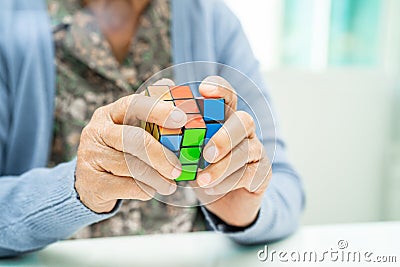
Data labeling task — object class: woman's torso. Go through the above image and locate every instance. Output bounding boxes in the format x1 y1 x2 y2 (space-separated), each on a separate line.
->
46 0 205 238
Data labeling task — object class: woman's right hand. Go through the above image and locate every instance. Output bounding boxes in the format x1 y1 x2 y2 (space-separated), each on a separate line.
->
75 91 187 213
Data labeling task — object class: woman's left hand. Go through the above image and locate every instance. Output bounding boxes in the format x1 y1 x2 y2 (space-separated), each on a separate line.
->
194 76 272 228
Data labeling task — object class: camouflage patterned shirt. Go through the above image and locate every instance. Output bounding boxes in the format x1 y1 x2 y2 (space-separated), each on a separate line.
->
46 0 205 238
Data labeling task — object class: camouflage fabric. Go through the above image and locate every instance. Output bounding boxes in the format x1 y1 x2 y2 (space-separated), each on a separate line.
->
47 0 205 239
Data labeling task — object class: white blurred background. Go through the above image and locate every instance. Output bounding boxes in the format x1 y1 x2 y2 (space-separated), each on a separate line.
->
225 0 400 225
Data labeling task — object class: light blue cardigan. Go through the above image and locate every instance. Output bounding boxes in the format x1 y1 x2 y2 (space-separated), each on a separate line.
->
0 0 305 257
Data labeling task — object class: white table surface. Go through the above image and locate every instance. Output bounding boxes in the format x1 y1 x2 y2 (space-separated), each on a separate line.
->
0 221 399 267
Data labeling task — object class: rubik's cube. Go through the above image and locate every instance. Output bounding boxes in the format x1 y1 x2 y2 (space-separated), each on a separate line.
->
143 85 225 181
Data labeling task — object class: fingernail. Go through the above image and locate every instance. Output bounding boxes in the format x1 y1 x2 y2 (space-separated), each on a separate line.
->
203 84 218 92
170 109 186 123
171 167 181 179
169 184 177 194
203 145 218 162
197 173 211 187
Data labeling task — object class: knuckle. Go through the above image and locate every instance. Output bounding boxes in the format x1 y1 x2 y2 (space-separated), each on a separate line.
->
146 105 159 122
149 101 174 124
86 112 110 144
232 90 238 101
248 139 263 162
127 94 139 111
209 166 224 184
143 131 157 150
213 126 229 149
246 163 259 175
102 122 114 136
133 161 149 178
257 144 265 159
122 95 134 107
142 166 156 180
248 117 256 131
128 128 147 151
77 134 96 164
128 127 144 142
124 155 137 176
237 139 250 156
80 124 94 143
101 123 119 147
92 106 107 120
118 95 139 124
236 111 255 130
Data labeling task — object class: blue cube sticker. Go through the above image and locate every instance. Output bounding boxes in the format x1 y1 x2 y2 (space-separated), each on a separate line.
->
160 135 182 152
204 99 225 122
206 123 222 140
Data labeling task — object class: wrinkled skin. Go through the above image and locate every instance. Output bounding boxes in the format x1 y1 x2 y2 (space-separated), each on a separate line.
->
75 76 272 227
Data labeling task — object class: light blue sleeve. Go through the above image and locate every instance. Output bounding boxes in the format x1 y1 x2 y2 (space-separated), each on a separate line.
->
199 0 306 244
0 0 115 257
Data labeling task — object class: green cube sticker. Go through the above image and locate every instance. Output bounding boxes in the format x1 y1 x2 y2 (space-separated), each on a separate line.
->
179 147 201 164
176 164 198 181
182 129 206 147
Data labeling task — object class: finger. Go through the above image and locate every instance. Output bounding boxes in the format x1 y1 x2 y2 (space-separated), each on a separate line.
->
131 158 177 195
197 138 264 188
100 93 187 127
97 173 157 202
203 110 256 163
188 180 225 206
153 78 176 86
136 79 175 95
100 124 182 180
199 76 237 117
96 149 177 195
204 158 271 195
205 164 247 195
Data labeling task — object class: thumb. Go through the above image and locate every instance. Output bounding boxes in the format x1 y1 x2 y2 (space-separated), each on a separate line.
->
199 76 237 116
108 94 187 128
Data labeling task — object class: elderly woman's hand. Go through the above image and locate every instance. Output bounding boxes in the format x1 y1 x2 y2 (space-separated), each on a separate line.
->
75 87 186 213
194 76 272 227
